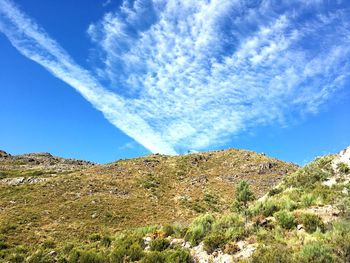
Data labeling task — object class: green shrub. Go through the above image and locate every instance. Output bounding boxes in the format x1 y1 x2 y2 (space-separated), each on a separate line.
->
328 220 350 262
299 213 324 233
110 234 144 262
88 233 101 242
63 243 74 254
79 250 106 263
223 226 247 241
149 238 170 252
185 214 214 245
301 193 317 208
297 241 336 263
129 243 145 261
268 187 283 197
285 156 334 189
203 233 226 254
164 248 191 263
252 244 293 263
0 241 9 250
162 225 175 237
141 251 165 263
203 192 220 211
110 247 128 262
101 236 112 247
274 210 296 229
27 250 55 263
7 253 25 263
42 240 55 249
171 224 187 238
259 200 280 217
337 162 350 174
212 214 244 231
111 243 144 262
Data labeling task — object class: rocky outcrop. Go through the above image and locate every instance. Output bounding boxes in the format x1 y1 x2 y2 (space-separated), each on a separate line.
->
0 150 96 173
0 150 11 158
0 176 48 186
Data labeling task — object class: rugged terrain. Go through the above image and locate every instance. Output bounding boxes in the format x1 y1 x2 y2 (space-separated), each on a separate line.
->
1 147 349 262
0 149 297 257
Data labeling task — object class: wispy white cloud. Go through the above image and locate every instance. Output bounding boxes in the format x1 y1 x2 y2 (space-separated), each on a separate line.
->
0 0 177 155
1 0 350 154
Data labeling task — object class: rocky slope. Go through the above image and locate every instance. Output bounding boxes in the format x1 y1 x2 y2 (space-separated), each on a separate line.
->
1 147 349 262
0 150 95 173
0 148 297 252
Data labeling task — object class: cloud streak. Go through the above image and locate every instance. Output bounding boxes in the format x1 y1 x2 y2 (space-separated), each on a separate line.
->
1 0 350 154
0 0 177 154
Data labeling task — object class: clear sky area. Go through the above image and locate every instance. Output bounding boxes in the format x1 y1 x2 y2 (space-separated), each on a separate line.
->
0 0 349 165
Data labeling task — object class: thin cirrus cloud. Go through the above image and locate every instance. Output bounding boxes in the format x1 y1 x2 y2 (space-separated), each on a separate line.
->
1 0 350 154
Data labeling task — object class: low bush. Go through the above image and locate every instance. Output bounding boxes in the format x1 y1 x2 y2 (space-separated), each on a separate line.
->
27 250 56 263
297 241 336 263
299 213 324 233
337 162 349 174
328 220 350 262
185 214 214 245
212 214 244 231
68 249 106 263
110 234 144 262
268 187 283 197
88 233 101 242
285 156 334 189
223 242 239 255
223 226 247 241
301 193 317 208
259 200 280 217
274 210 296 229
0 241 9 250
149 238 170 252
41 240 55 249
161 225 174 237
164 248 191 263
141 251 164 263
101 236 112 247
203 233 226 254
251 243 293 263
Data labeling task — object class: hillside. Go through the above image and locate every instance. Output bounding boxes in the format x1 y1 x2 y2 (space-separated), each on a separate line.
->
0 148 297 260
0 147 345 263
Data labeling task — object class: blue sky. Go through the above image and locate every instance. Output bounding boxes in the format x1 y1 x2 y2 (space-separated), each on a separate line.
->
0 0 349 164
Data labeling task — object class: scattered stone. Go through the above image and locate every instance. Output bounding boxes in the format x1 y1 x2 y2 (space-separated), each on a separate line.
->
342 187 348 195
306 205 340 223
170 238 185 246
190 175 208 185
258 162 276 174
190 155 209 165
47 251 57 257
233 241 257 260
91 213 97 219
322 177 337 187
297 224 304 230
0 177 47 186
109 188 129 196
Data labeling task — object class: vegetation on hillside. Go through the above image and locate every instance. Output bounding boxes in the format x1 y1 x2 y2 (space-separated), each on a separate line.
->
0 149 349 262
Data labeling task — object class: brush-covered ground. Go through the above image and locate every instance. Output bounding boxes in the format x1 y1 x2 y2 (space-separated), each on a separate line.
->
1 148 349 262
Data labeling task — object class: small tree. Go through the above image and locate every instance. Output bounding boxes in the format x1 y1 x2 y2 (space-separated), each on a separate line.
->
233 180 255 224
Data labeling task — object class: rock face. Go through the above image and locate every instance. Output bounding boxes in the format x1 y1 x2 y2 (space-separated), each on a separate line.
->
0 150 95 173
0 177 47 186
332 146 350 169
0 150 11 158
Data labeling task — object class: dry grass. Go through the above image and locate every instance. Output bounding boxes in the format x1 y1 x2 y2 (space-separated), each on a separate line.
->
0 148 297 248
